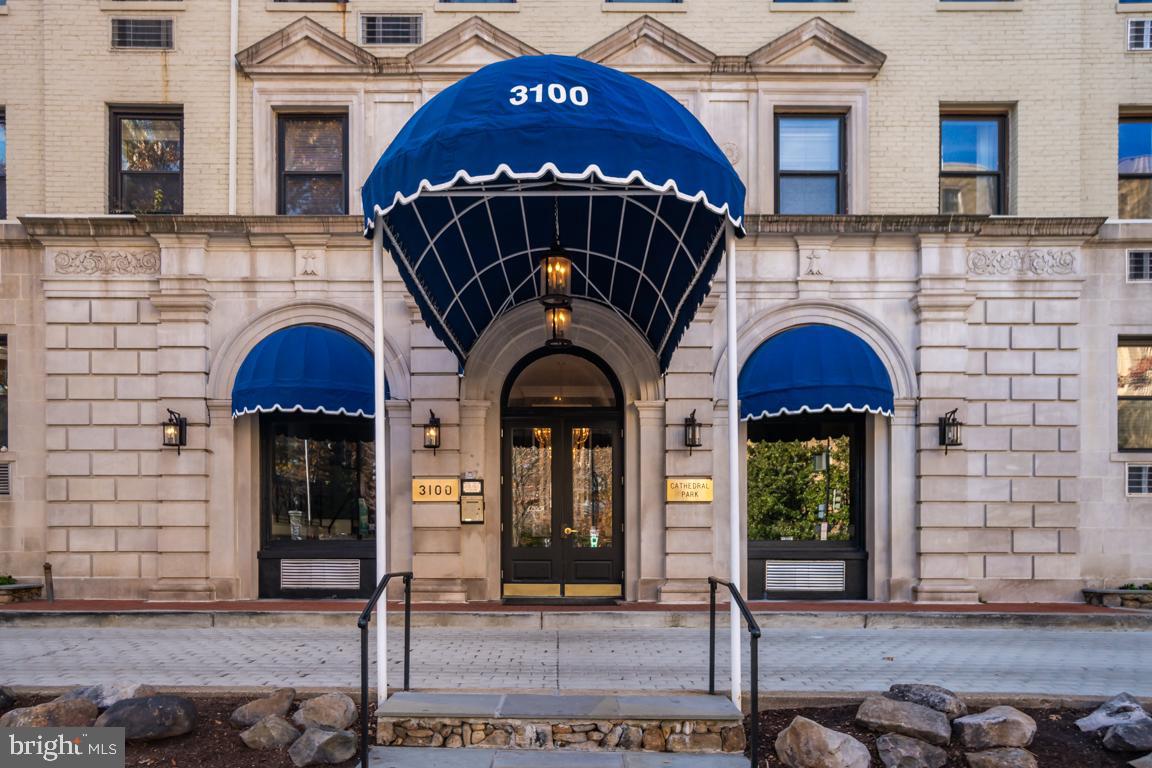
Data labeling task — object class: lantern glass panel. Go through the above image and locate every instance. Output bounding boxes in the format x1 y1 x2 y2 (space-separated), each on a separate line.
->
540 252 572 306
545 305 572 347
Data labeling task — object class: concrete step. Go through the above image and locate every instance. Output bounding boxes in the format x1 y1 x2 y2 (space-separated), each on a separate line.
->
375 693 747 755
365 747 751 767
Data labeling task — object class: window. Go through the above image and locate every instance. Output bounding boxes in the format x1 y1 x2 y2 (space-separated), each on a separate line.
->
775 115 845 215
262 414 375 544
1120 118 1152 218
0 335 7 450
940 115 1005 215
109 108 183 214
278 114 347 216
1130 464 1152 496
111 19 174 49
1131 250 1152 282
0 110 6 221
360 14 422 45
1130 19 1152 51
1119 338 1152 451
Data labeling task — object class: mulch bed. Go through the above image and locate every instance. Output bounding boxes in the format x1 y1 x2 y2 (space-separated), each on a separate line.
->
749 705 1137 767
6 694 373 768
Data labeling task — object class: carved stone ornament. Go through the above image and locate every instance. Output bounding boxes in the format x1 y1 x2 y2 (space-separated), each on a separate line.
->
54 250 160 275
966 248 1076 276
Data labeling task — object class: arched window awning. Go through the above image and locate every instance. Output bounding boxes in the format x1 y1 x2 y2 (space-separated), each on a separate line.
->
361 55 745 372
739 324 894 420
232 325 383 418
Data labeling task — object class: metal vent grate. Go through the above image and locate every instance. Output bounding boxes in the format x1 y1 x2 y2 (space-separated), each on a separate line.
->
1130 19 1152 51
0 464 10 497
1129 251 1152 282
112 18 174 49
280 559 361 590
766 560 847 592
361 15 422 45
1129 464 1152 496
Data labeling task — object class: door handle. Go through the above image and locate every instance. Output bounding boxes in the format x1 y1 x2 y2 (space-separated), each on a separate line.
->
562 527 576 537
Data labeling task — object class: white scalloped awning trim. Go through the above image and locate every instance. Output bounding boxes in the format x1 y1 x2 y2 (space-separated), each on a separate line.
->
741 403 893 421
232 404 373 419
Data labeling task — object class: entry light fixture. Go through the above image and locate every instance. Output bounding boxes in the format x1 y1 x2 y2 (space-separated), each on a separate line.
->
423 410 442 454
539 246 573 308
684 409 703 454
162 408 188 454
938 408 963 455
811 450 829 473
545 304 572 347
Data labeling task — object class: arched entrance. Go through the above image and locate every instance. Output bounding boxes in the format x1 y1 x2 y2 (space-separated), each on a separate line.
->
500 349 624 600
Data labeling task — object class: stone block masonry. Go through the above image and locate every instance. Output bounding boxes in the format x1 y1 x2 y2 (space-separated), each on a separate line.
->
375 717 746 753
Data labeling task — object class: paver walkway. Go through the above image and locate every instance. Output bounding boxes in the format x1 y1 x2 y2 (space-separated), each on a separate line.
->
1 626 1148 696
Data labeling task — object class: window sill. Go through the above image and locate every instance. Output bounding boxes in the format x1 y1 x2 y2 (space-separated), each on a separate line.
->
265 1 345 11
937 1 1022 11
0 6 8 15
1118 2 1152 12
602 2 687 12
99 0 184 10
434 2 520 11
1116 452 1152 462
771 2 854 11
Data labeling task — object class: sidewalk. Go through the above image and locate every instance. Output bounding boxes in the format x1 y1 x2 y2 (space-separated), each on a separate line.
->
2 622 1148 697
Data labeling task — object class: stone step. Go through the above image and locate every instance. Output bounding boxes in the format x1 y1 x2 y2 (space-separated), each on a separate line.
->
376 693 747 754
365 746 751 767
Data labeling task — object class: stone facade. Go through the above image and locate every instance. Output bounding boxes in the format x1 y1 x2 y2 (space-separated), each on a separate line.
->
0 2 1149 603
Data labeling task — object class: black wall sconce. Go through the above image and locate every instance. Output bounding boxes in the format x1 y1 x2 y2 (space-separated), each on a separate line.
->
684 409 703 454
163 409 188 454
423 410 442 454
938 408 963 455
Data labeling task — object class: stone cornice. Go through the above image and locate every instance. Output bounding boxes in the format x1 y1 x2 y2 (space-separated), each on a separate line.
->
19 215 364 239
746 215 1105 238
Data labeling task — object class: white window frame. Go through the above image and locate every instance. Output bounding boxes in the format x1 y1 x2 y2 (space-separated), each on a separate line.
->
1127 463 1152 497
1129 18 1152 51
1128 249 1152 283
359 13 423 46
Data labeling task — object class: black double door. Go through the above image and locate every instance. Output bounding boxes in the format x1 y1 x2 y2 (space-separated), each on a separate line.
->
501 413 622 599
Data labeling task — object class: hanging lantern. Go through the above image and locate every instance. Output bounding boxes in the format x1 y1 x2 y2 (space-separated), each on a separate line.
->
423 410 441 454
938 408 963 455
539 246 572 307
684 409 703 454
545 304 572 347
162 409 188 455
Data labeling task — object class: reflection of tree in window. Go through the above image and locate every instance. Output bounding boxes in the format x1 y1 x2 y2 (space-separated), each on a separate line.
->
0 335 7 450
511 427 551 547
114 115 182 214
747 436 851 542
1118 341 1152 451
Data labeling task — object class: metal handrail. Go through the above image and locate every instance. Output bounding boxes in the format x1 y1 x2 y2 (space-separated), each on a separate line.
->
708 576 761 768
357 571 413 764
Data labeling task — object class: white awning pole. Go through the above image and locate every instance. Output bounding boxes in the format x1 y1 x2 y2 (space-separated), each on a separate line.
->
725 222 742 708
372 217 390 704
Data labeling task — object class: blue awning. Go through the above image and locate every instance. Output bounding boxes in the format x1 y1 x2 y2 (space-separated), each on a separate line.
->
361 55 745 372
232 325 381 418
739 325 894 420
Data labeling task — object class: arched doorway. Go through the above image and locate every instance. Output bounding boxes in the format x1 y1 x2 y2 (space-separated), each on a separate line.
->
500 349 624 600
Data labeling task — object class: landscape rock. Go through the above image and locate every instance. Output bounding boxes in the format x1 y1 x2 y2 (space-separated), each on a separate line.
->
292 693 356 731
1129 754 1152 768
964 748 1038 768
231 688 296 728
876 733 949 768
856 696 952 746
240 714 300 750
721 724 747 752
641 726 664 750
953 707 1036 750
95 695 197 741
1077 693 1150 733
57 683 159 711
885 684 969 721
618 725 643 750
775 716 871 768
1105 720 1152 752
287 726 356 767
0 699 97 728
0 687 17 711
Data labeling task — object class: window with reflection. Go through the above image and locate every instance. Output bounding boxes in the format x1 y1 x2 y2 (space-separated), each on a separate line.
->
110 108 183 214
776 115 845 214
262 414 375 541
506 354 617 408
0 335 7 450
278 114 348 215
940 115 1005 215
1119 338 1152 451
1120 118 1152 219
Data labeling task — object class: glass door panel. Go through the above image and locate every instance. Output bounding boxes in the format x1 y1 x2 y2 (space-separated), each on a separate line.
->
570 426 614 549
510 426 553 548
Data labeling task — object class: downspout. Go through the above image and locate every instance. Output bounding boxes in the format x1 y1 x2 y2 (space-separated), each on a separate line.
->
228 0 238 215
